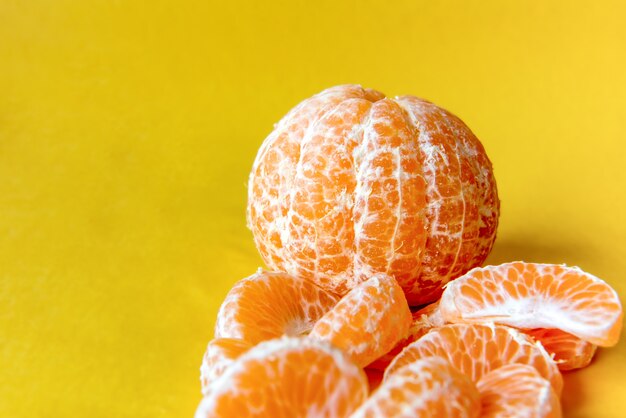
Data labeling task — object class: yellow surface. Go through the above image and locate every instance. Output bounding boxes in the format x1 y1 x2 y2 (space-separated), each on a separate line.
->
1 0 625 416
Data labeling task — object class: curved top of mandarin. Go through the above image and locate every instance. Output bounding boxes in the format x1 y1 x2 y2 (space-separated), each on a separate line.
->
247 85 499 305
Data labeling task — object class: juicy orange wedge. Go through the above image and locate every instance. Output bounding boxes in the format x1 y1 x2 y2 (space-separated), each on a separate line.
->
367 301 443 371
478 363 561 418
310 274 411 367
440 262 623 347
352 357 479 418
385 323 563 396
526 328 597 371
214 270 339 344
194 337 368 418
200 338 252 395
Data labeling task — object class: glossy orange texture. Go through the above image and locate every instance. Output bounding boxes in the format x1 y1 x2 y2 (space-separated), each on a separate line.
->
478 364 561 418
526 329 597 371
385 323 563 396
440 262 623 346
367 301 444 371
194 337 368 418
352 357 479 418
214 270 339 344
309 274 411 367
200 338 252 395
247 85 499 305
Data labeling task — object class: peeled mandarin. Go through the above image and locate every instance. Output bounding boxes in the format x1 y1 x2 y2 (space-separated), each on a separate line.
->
247 85 499 305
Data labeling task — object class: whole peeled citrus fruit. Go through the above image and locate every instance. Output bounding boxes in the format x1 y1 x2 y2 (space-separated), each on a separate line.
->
247 85 499 305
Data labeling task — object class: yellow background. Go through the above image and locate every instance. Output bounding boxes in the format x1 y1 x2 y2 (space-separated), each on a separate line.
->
1 1 625 416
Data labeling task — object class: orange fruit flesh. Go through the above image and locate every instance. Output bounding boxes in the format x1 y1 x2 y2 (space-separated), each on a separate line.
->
440 262 623 346
214 270 339 344
309 274 412 367
366 301 443 371
352 98 429 294
385 323 563 396
248 84 499 305
197 82 626 415
195 337 368 418
526 328 597 371
352 357 480 418
247 85 376 279
200 338 252 395
393 95 500 304
478 363 561 418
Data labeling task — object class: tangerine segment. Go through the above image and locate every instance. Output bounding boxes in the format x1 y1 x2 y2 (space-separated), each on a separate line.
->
384 324 563 396
478 364 562 418
352 357 480 418
526 328 597 371
367 301 444 371
214 270 340 344
200 338 252 395
195 337 368 418
247 85 380 272
439 262 623 346
281 97 373 292
309 274 411 367
395 96 499 305
352 98 428 295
